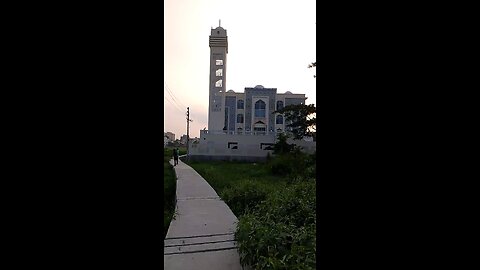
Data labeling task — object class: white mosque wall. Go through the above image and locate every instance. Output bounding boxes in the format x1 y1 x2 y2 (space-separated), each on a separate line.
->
188 130 316 162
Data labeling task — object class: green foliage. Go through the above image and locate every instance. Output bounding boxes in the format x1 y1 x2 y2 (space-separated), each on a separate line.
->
187 158 316 269
268 149 316 181
220 180 273 217
178 148 187 156
164 148 172 162
271 133 311 179
268 154 296 176
308 61 316 78
273 133 294 155
302 151 316 180
274 104 316 140
187 161 288 196
235 180 316 270
163 148 177 239
165 146 187 156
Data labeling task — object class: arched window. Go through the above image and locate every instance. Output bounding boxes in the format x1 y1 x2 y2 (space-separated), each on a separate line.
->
254 100 266 117
253 121 266 133
216 69 223 76
236 114 244 123
276 100 284 111
237 99 244 109
276 115 283 124
215 80 222 87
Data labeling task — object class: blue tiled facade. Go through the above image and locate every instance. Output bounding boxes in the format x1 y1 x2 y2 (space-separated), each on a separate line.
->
244 87 277 132
220 87 306 133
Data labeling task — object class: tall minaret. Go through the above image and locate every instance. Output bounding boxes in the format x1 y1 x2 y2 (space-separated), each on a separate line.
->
208 21 228 131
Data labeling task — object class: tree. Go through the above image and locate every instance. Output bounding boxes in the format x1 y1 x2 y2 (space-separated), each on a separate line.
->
272 132 294 155
274 104 316 140
308 62 316 78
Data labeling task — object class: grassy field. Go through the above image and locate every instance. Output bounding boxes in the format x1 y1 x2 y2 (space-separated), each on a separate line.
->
163 148 176 239
164 146 187 156
186 157 316 269
186 161 288 203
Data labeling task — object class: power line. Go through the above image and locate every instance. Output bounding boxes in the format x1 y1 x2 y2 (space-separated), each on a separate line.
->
165 99 184 114
164 85 185 112
164 82 186 108
165 86 185 109
164 82 182 105
163 84 185 112
164 95 184 113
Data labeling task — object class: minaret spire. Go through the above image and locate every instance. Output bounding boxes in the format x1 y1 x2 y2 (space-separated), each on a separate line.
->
219 19 221 27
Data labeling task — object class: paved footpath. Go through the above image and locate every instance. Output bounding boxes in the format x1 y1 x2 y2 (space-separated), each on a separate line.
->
164 157 243 270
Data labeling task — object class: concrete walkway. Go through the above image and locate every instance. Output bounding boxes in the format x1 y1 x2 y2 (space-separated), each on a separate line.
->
164 158 243 270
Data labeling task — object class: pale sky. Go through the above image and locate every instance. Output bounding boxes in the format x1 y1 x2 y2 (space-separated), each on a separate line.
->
164 0 316 138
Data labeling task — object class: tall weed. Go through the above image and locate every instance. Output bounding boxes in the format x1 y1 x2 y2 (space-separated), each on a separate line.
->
220 179 274 217
235 180 316 270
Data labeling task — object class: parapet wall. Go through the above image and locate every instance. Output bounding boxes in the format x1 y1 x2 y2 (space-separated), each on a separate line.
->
187 155 268 163
188 131 316 162
189 132 276 157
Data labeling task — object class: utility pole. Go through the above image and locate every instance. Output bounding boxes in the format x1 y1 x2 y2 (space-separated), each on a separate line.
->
186 107 193 160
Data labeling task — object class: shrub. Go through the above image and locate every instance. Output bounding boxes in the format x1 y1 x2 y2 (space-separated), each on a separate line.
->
164 148 173 163
268 154 295 176
163 149 177 239
163 162 176 210
235 180 316 270
268 149 312 181
303 152 316 179
273 133 294 155
220 179 273 217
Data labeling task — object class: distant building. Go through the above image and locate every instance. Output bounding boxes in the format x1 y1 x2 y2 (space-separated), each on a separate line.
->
164 135 169 146
180 134 188 145
164 132 175 142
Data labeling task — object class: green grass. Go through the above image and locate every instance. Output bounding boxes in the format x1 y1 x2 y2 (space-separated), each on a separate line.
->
165 146 187 156
186 161 288 201
163 148 176 239
186 158 316 269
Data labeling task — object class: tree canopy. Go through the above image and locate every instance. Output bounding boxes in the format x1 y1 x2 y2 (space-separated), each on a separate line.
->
308 62 316 78
274 104 316 140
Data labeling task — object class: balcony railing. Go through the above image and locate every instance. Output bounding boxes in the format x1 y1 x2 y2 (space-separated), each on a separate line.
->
200 129 280 136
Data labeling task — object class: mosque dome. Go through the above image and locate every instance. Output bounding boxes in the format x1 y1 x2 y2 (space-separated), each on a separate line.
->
254 85 264 89
227 90 235 93
285 91 292 94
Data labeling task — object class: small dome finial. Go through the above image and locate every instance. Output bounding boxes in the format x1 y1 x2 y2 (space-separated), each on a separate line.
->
219 19 221 27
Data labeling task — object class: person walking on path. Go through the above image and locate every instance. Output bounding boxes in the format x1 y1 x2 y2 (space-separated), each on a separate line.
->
173 148 179 166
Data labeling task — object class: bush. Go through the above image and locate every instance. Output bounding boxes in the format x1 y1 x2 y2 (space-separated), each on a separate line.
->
220 179 273 217
303 152 316 179
235 180 316 270
273 133 294 155
268 154 295 176
163 148 177 239
268 149 312 181
164 148 173 163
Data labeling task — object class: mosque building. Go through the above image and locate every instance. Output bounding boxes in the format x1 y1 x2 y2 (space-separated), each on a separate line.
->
189 23 315 161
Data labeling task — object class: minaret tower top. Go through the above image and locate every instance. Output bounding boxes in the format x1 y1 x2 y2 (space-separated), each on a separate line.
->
209 21 228 53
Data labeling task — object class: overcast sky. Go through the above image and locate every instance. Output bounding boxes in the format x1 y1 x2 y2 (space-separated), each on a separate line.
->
164 0 316 138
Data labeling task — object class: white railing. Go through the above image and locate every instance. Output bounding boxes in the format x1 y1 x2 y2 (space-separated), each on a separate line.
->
200 129 280 136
